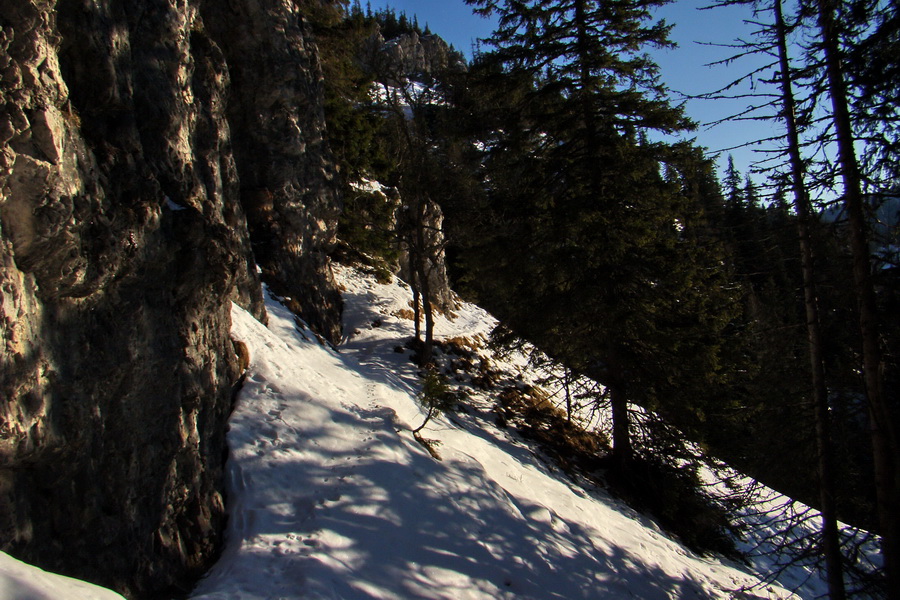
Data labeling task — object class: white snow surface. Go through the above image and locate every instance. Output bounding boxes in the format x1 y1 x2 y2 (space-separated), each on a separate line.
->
189 264 799 600
0 552 125 600
1 263 836 599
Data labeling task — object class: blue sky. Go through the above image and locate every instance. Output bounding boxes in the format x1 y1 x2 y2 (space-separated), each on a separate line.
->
367 0 779 184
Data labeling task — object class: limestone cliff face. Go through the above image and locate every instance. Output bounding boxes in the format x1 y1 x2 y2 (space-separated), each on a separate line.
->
201 0 342 342
397 198 455 314
366 30 464 85
0 0 341 597
357 28 461 314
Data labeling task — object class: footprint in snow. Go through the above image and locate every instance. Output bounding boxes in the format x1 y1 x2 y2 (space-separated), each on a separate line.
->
260 427 279 442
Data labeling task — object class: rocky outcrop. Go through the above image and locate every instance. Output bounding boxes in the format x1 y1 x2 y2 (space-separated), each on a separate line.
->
365 30 465 85
201 0 343 342
0 0 341 597
397 198 455 314
354 28 460 314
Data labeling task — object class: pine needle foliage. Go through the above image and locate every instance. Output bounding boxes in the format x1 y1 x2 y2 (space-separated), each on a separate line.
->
457 0 738 466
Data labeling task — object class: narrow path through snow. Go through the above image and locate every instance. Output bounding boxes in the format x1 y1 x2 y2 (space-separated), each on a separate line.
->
190 265 799 600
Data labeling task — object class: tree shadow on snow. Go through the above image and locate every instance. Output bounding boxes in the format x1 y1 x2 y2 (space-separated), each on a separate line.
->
201 286 744 600
209 387 727 600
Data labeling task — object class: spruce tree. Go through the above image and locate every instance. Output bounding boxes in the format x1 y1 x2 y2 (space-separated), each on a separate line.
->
773 1 844 593
307 0 383 180
694 1 895 592
461 0 734 468
813 0 899 594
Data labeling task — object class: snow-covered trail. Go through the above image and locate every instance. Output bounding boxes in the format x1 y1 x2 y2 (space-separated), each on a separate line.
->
0 262 873 599
190 265 795 600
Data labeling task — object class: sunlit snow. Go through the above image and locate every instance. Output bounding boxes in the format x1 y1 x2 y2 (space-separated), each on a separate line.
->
3 263 874 599
189 264 802 600
0 552 125 600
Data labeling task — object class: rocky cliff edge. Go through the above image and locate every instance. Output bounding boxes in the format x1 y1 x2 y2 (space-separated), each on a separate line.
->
0 0 342 596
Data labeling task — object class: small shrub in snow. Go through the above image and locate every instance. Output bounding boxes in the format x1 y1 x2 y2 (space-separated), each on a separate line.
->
393 308 416 321
444 336 481 354
470 358 502 390
373 264 394 285
412 367 458 460
494 385 607 472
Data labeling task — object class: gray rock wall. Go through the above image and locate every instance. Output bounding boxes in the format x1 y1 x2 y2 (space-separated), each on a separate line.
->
201 0 343 342
0 0 341 596
397 198 455 314
366 30 463 85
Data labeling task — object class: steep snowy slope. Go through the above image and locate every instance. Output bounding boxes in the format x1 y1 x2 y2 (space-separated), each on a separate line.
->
189 264 800 600
0 552 125 600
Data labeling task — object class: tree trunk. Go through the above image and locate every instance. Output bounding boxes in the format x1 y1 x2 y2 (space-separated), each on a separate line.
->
410 251 422 342
610 383 631 470
774 2 845 596
574 0 598 155
419 267 434 366
414 194 434 365
816 1 899 596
